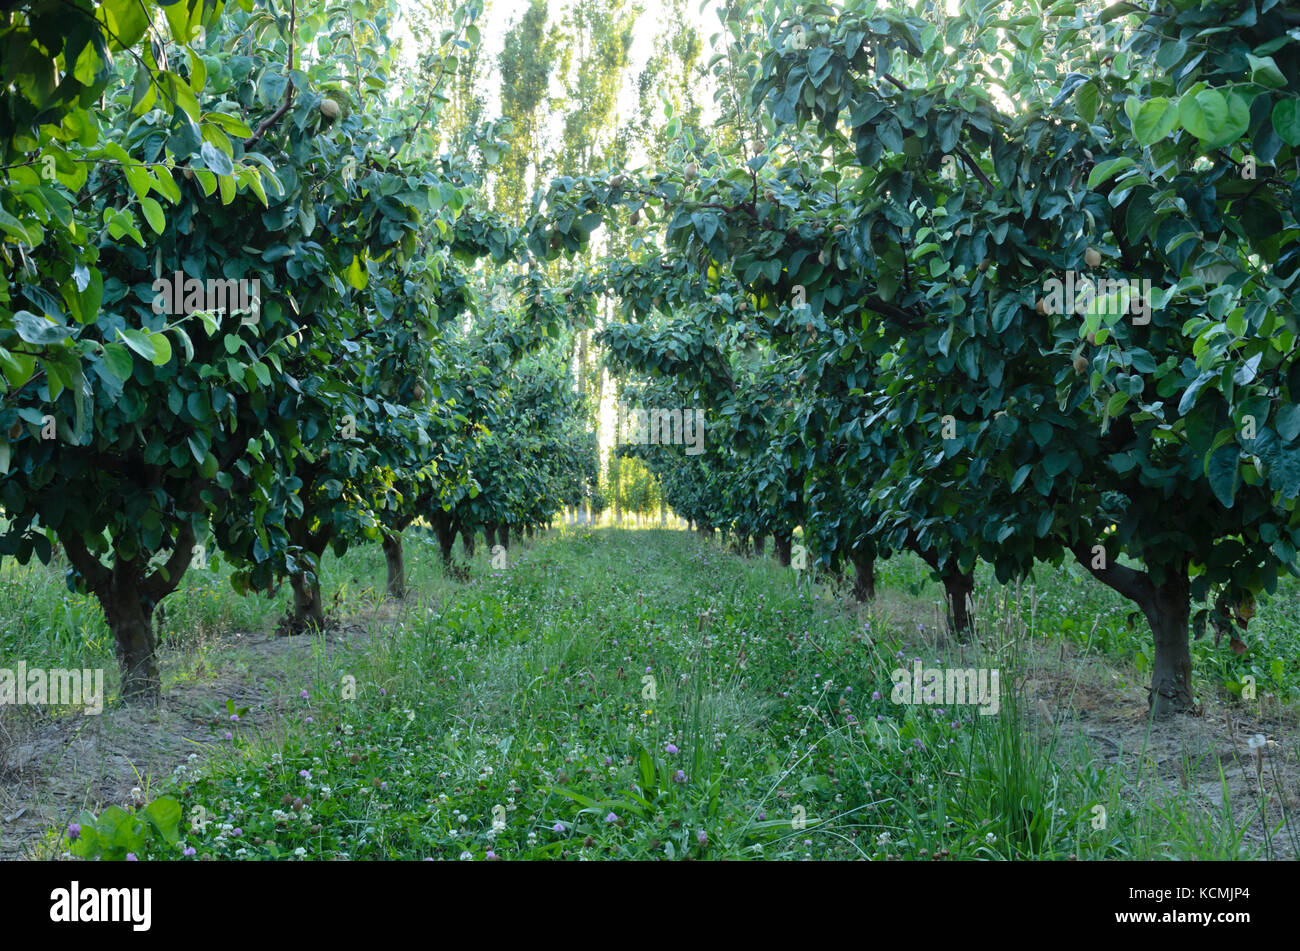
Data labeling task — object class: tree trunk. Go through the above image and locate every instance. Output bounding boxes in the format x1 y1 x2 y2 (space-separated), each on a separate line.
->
1072 545 1194 718
850 548 875 602
526 524 535 539
943 566 974 639
1140 573 1193 718
460 524 475 557
285 569 325 634
497 524 510 551
433 518 455 567
774 531 792 567
753 533 767 557
382 531 406 599
102 566 160 705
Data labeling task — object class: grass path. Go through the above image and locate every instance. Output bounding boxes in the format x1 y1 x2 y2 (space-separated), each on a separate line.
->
3 526 1297 860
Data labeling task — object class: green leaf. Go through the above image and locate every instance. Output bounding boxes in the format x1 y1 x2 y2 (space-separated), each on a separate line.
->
118 327 157 361
1087 157 1136 189
1076 81 1099 124
345 256 368 290
1247 54 1287 89
102 342 134 380
148 332 173 365
1276 404 1300 444
638 748 654 790
991 293 1020 333
140 196 165 234
144 797 182 845
200 140 234 177
1179 89 1249 149
13 310 70 344
1207 445 1238 507
1132 97 1178 146
1272 99 1300 147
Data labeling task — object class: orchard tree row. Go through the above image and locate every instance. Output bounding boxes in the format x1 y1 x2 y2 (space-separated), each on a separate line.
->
0 0 597 702
529 0 1300 718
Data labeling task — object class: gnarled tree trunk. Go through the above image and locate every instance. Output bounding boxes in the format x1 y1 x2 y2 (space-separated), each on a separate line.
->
103 566 160 704
63 529 195 706
1074 544 1194 718
460 524 475 558
753 533 767 557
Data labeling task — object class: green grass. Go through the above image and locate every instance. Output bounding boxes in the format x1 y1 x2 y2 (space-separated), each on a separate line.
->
876 549 1300 708
14 526 1291 860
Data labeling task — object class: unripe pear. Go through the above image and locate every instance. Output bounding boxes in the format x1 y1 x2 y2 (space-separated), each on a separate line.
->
1035 299 1048 315
684 162 698 181
319 98 341 120
1085 247 1101 267
1072 353 1088 374
610 174 626 188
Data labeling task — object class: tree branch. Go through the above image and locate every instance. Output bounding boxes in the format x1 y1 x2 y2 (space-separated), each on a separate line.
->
59 530 110 598
1069 539 1152 605
243 0 297 148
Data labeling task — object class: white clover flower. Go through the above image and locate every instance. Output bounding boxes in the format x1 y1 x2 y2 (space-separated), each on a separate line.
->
459 851 473 861
294 847 307 858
